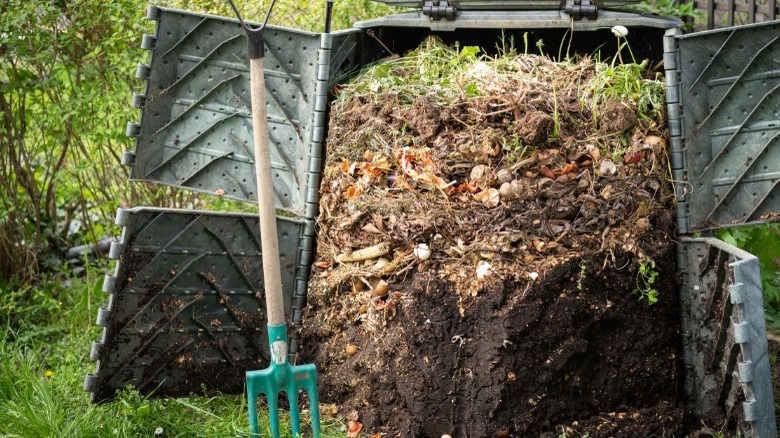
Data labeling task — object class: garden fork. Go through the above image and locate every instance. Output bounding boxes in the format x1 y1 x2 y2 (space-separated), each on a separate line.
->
225 0 321 436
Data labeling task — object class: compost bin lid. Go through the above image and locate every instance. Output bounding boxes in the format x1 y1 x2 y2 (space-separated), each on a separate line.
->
367 0 643 10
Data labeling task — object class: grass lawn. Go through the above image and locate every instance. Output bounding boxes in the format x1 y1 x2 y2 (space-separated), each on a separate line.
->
0 263 345 438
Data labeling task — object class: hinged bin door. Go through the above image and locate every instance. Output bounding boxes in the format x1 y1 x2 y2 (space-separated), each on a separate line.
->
84 208 311 402
365 0 641 9
666 22 780 233
126 7 359 217
678 237 775 438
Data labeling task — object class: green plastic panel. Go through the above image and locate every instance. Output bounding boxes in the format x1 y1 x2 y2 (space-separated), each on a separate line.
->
367 0 641 9
354 9 680 30
678 237 776 438
667 22 780 232
84 208 312 402
126 7 359 217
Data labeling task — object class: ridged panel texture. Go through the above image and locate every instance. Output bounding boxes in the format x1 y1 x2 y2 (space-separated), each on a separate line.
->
679 237 776 438
367 0 641 9
85 208 305 402
129 8 323 215
676 21 780 231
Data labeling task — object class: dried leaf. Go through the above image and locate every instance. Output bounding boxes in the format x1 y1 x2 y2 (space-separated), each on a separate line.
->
345 186 363 199
644 135 666 148
396 146 451 189
347 420 363 438
362 223 384 234
600 185 613 200
559 162 578 176
539 165 556 180
372 153 392 172
586 144 601 162
623 151 645 165
357 162 384 179
577 158 593 167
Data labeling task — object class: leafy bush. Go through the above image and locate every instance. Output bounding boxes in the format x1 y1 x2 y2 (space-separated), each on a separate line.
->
718 224 780 328
0 0 394 284
158 0 398 31
634 0 702 31
0 0 148 281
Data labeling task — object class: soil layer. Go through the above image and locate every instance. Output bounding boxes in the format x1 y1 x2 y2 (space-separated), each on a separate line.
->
302 212 692 437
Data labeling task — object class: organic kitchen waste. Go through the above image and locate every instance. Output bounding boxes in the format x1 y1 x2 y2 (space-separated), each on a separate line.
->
299 37 696 437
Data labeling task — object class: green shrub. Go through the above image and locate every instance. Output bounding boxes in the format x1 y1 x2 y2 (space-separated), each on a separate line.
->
0 0 395 284
718 224 780 328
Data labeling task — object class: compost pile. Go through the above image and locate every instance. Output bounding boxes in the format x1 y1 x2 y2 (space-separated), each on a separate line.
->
302 38 692 437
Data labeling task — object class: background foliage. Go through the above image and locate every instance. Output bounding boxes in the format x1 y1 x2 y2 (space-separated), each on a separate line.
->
1 0 144 282
718 225 780 328
0 0 394 286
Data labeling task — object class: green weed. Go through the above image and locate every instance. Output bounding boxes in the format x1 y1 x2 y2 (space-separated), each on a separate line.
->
577 260 588 292
633 259 660 306
584 59 666 125
633 0 703 31
0 270 347 438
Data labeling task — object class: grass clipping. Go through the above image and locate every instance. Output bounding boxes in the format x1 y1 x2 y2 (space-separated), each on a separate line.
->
312 37 671 316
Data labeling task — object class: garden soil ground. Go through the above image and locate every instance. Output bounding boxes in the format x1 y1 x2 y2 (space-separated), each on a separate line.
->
300 40 699 436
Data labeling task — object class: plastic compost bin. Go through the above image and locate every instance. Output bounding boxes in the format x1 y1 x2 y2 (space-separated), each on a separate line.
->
85 2 779 436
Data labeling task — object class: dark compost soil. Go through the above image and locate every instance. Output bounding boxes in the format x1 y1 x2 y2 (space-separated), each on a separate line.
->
302 220 689 437
300 40 695 436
